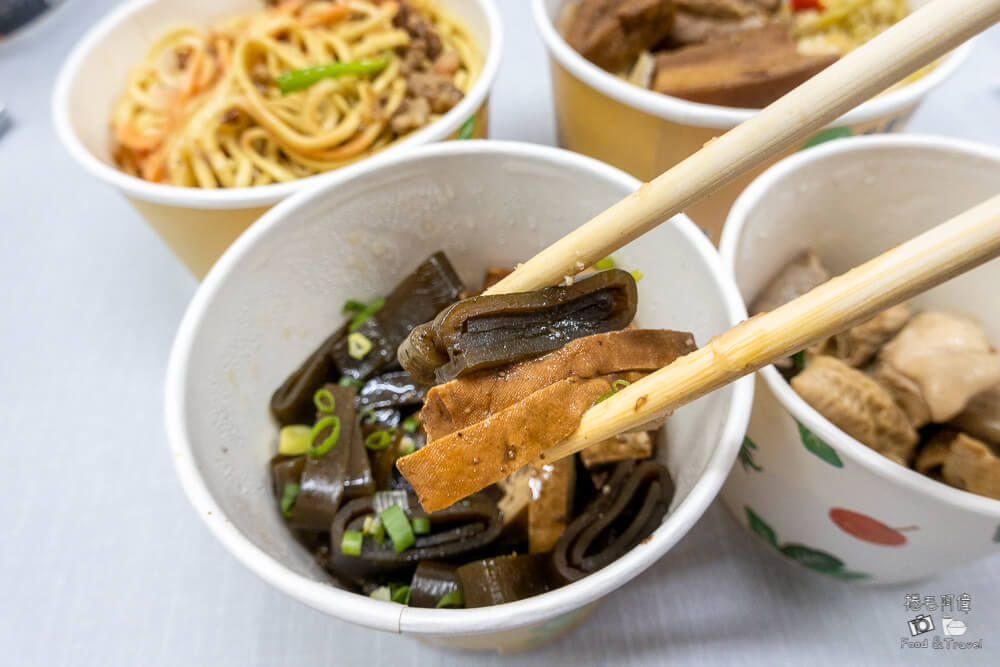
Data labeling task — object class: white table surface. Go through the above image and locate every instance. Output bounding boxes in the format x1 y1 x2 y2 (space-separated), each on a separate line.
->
2 2 1000 665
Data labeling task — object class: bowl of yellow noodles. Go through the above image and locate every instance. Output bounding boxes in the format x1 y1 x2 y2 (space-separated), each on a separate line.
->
53 0 502 278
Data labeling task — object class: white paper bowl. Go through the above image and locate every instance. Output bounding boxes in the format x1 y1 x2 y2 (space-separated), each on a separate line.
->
52 0 502 277
532 0 974 239
720 135 1000 585
165 140 753 652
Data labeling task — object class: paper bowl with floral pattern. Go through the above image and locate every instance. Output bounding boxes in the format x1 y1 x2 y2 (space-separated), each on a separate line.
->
53 0 502 278
719 135 1000 585
531 0 974 241
165 140 754 652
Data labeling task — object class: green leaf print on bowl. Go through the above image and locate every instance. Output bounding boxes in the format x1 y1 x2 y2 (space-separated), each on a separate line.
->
746 506 778 548
739 436 763 473
797 421 844 468
744 506 869 580
801 126 853 150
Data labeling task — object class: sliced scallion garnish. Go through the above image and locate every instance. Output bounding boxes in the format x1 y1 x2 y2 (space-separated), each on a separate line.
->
594 256 615 270
341 529 364 556
338 376 364 390
348 332 373 359
793 350 807 371
307 415 341 457
348 297 386 333
342 299 367 313
278 424 312 456
365 430 393 451
369 586 392 601
630 269 644 282
279 482 300 518
313 388 336 413
380 504 415 553
359 409 378 425
411 517 430 535
435 590 464 609
595 379 632 405
391 585 411 605
277 58 390 95
398 436 416 457
401 416 420 433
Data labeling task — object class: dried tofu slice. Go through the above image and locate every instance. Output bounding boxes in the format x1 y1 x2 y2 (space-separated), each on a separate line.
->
580 431 654 468
420 329 696 442
398 374 636 513
528 458 576 554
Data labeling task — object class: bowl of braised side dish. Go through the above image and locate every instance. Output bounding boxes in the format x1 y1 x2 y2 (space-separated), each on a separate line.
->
720 135 1000 585
531 0 974 239
165 140 753 652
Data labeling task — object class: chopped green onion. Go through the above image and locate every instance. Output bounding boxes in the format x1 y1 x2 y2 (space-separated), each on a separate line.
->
313 388 336 413
361 515 386 546
341 529 364 556
279 482 300 518
435 590 464 609
793 350 807 372
277 58 390 95
348 297 386 333
594 256 615 270
457 116 476 140
278 424 312 456
380 504 415 552
342 299 367 313
595 379 632 405
401 416 420 434
338 376 364 390
398 436 416 457
359 409 378 425
369 586 392 601
630 269 644 282
348 332 372 359
365 430 393 451
307 415 341 457
412 517 430 535
391 585 411 605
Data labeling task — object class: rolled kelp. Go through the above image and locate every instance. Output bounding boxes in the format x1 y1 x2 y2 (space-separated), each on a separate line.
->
398 269 638 384
456 553 552 607
357 370 430 411
552 460 674 582
329 492 503 579
408 560 462 608
270 252 463 425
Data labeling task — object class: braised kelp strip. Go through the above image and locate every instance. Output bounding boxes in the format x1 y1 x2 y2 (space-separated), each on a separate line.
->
408 560 462 608
398 269 638 384
397 373 644 513
330 252 464 383
357 370 430 411
288 385 357 531
328 493 502 579
456 553 552 607
270 252 462 425
271 331 343 426
552 460 673 582
420 329 696 442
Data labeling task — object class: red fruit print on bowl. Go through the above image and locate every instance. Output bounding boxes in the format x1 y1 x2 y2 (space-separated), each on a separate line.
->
829 508 912 546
